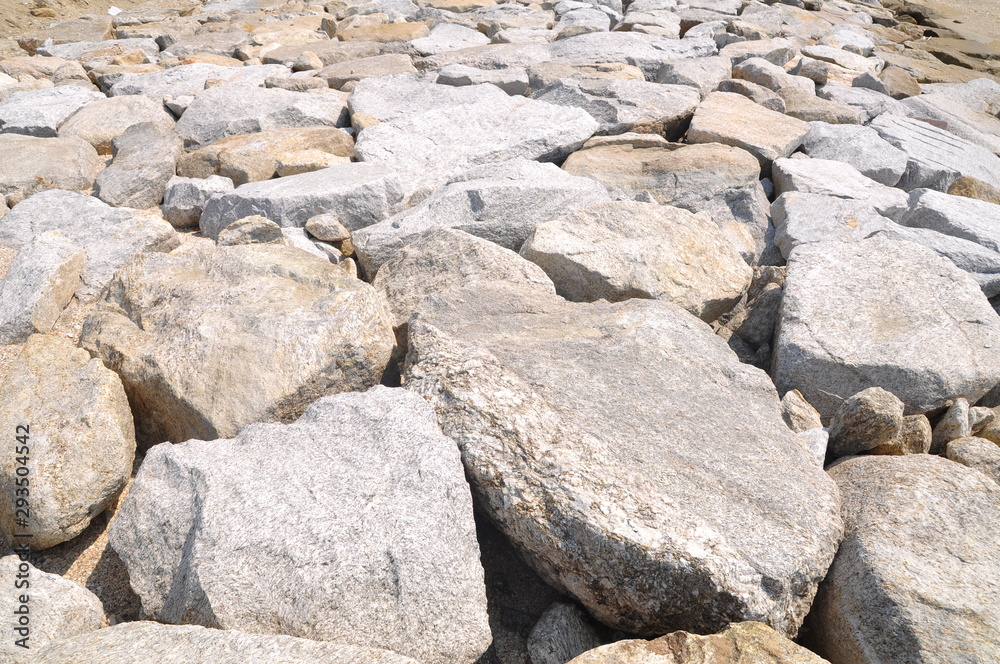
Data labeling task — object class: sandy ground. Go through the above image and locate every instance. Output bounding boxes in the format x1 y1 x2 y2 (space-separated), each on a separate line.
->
919 0 1000 50
0 0 150 39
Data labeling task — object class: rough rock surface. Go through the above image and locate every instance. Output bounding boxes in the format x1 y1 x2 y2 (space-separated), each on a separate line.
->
0 335 135 549
58 94 176 154
870 414 932 456
947 437 1000 485
0 85 104 137
405 282 842 637
527 603 603 664
109 388 491 664
812 455 1000 664
95 121 183 209
80 242 395 446
520 201 751 321
772 157 909 221
801 122 907 187
160 175 234 228
0 134 102 203
827 387 904 459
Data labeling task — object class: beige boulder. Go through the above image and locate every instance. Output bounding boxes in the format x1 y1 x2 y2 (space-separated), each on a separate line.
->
58 95 176 155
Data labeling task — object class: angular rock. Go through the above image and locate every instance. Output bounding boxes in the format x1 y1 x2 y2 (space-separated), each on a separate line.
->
930 397 971 455
900 88 1000 156
58 94 176 155
177 126 356 185
0 134 102 204
948 176 1000 205
34 622 420 664
716 77 786 112
546 32 717 79
870 414 932 456
527 603 603 664
686 91 809 168
0 232 84 344
899 189 1000 253
0 190 179 302
404 282 842 636
870 114 1000 192
436 65 530 96
947 437 1000 485
318 54 417 89
771 157 909 220
110 62 290 101
719 37 797 66
0 335 135 549
95 122 184 209
812 455 1000 664
732 57 814 95
798 429 829 468
781 389 823 433
816 84 906 124
564 622 828 664
877 65 921 99
654 56 732 96
771 192 891 260
353 160 610 276
0 85 104 137
412 23 491 56
520 201 751 321
176 85 350 149
109 388 490 664
778 89 863 125
827 387 904 459
531 79 699 138
217 215 288 246
774 237 1000 418
199 163 405 239
161 175 235 228
801 122 907 187
80 242 395 445
526 61 645 92
562 141 771 262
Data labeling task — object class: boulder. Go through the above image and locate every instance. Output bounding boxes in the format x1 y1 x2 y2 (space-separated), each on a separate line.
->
801 122 908 187
781 389 823 433
435 65 530 96
160 175 235 228
199 163 405 239
317 54 418 89
217 215 287 246
34 622 420 664
109 388 490 664
899 189 1000 253
870 414 932 456
812 455 1000 664
353 160 610 276
773 236 1000 418
175 85 351 149
404 282 842 636
0 190 179 303
527 603 603 664
771 157 909 221
531 79 699 138
777 89 864 125
732 57 814 95
654 56 731 96
80 242 395 446
520 201 751 321
0 232 84 344
95 122 184 209
0 85 104 137
412 23 490 56
947 437 1000 485
109 62 290 101
58 94 176 155
0 134 102 204
526 61 645 91
827 387 904 459
546 32 717 79
816 85 906 124
717 78 786 113
686 91 809 168
0 335 135 549
948 176 1000 205
930 398 971 455
771 192 891 260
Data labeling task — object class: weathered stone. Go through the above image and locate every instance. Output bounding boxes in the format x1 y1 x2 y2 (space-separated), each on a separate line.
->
199 163 404 239
771 157 909 221
305 213 352 244
827 387 904 458
816 84 906 124
899 88 1000 156
318 54 417 88
948 176 1000 205
930 397 972 455
354 160 610 276
531 79 699 138
0 134 102 204
774 237 1000 418
801 122 907 187
404 282 841 636
412 23 491 56
870 414 932 456
771 192 891 260
778 89 864 125
161 31 252 59
798 429 829 468
870 114 1000 192
527 603 603 664
686 91 809 168
719 38 797 66
781 389 823 433
877 64 921 99
520 201 751 321
971 406 995 434
161 175 235 228
564 622 828 664
435 65 530 96
716 77 786 112
338 22 430 43
58 94 176 155
899 189 1000 253
0 85 104 137
812 454 1000 664
95 122 184 209
732 57 814 95
81 242 394 446
109 388 490 664
545 32 717 79
0 190 179 303
176 85 350 149
562 142 771 262
177 126 356 185
34 622 421 664
526 61 645 92
0 556 104 659
819 24 874 57
654 56 731 95
947 437 1000 485
0 335 134 549
217 215 287 246
0 232 84 344
110 62 290 101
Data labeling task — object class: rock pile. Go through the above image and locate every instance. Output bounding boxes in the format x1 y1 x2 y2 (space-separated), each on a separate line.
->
1 0 999 661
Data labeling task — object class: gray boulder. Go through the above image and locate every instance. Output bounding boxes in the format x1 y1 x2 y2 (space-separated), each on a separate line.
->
816 84 906 124
546 32 717 79
801 122 907 187
435 65 530 96
654 56 732 95
0 190 179 303
526 603 603 664
771 192 891 260
34 622 420 664
412 24 490 56
930 398 971 455
199 163 405 239
947 437 1000 485
58 94 176 155
876 224 1000 298
827 387 904 459
771 157 909 221
812 455 1000 664
0 334 135 549
899 189 1000 253
404 282 842 637
520 200 751 321
160 175 235 229
0 85 104 137
109 388 490 664
110 62 290 101
353 160 610 276
95 122 184 209
0 232 84 344
773 237 1000 418
0 134 102 204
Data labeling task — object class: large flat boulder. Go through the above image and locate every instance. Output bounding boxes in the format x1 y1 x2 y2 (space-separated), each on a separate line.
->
95 122 184 209
109 388 490 664
771 156 909 221
812 455 1000 664
546 33 717 79
58 94 176 155
0 86 105 137
80 242 395 446
0 134 102 204
109 62 290 101
899 188 1000 253
404 282 842 637
773 236 1000 418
